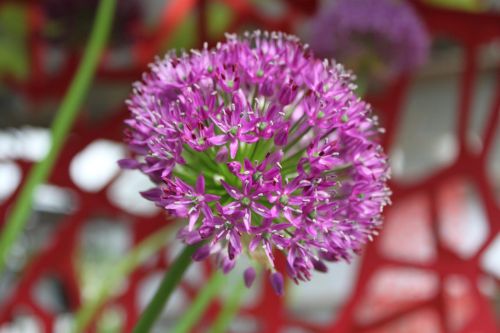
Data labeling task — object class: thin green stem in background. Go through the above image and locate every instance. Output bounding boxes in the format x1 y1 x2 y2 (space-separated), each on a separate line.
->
208 276 247 333
355 75 368 97
171 271 227 333
0 0 116 276
132 243 200 333
71 225 175 333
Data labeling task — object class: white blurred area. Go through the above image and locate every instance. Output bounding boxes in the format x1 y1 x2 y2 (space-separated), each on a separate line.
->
0 129 158 217
0 127 51 162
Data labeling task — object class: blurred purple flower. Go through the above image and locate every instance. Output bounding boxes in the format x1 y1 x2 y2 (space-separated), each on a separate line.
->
121 31 391 294
309 0 430 82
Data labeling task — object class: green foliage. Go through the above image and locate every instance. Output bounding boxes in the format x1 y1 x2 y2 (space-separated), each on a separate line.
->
165 13 197 51
0 4 29 79
207 2 233 38
425 0 482 11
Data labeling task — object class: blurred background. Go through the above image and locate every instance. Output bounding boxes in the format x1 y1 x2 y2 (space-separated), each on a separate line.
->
0 0 499 332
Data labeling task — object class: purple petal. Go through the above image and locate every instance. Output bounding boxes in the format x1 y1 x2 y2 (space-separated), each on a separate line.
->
215 146 229 163
192 244 211 261
312 258 328 273
222 257 236 274
249 235 261 252
198 225 214 239
278 82 298 105
265 150 283 167
266 104 279 120
244 267 256 288
165 202 189 210
228 242 236 260
263 241 274 263
242 179 251 195
250 218 272 233
270 272 284 296
229 230 242 255
283 209 295 223
263 166 281 180
239 133 259 143
251 202 272 218
244 159 254 172
208 134 228 145
118 158 140 169
229 140 239 159
221 181 243 200
272 223 292 231
319 251 339 262
204 194 220 202
243 209 251 231
274 128 289 146
221 201 241 215
175 177 195 193
196 174 205 193
177 228 202 244
139 188 162 201
188 210 200 231
227 161 242 175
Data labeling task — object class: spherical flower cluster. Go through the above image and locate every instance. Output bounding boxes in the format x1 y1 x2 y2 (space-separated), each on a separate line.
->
120 31 391 295
309 0 429 84
42 0 140 47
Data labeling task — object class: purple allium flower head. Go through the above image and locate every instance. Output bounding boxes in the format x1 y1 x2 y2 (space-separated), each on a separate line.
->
309 0 429 83
121 31 391 294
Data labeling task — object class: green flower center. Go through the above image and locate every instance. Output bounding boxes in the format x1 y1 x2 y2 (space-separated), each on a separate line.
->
279 195 289 205
241 197 251 206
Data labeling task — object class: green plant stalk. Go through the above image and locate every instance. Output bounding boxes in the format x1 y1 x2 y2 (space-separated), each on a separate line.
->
356 75 368 97
208 277 247 333
71 225 175 333
0 0 116 276
171 271 227 333
132 243 201 333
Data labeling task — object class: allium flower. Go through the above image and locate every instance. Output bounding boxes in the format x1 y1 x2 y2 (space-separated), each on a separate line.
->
121 31 390 294
42 0 140 47
309 0 429 84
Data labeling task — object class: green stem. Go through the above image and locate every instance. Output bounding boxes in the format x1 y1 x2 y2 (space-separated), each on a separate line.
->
249 140 260 161
288 114 306 137
132 243 200 333
284 91 307 119
71 225 175 333
284 127 310 154
282 147 307 169
252 138 274 162
171 271 226 333
183 146 219 174
355 75 368 97
208 277 247 333
173 169 198 185
0 0 116 276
